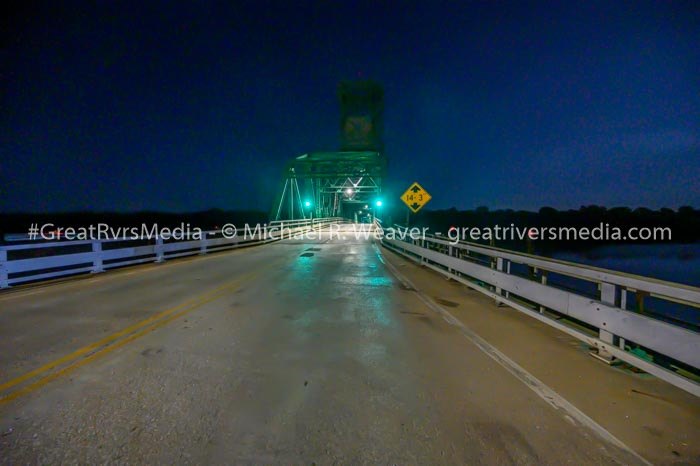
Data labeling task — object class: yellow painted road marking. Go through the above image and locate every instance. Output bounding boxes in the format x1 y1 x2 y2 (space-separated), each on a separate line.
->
0 280 248 404
0 268 264 404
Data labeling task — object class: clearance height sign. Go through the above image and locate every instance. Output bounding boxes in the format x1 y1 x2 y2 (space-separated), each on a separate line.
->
400 182 432 213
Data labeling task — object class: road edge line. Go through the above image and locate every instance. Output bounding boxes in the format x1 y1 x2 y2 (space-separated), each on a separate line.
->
376 244 651 466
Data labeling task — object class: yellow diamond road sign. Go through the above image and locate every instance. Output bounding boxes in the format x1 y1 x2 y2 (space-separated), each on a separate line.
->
401 182 432 213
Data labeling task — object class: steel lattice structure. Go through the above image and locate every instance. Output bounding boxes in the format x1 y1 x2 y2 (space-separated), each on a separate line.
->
271 150 386 220
271 81 386 221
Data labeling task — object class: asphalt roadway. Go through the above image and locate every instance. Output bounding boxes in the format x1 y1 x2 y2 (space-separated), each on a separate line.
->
0 225 696 464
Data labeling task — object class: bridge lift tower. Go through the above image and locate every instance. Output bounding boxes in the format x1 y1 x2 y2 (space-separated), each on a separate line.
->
271 81 387 221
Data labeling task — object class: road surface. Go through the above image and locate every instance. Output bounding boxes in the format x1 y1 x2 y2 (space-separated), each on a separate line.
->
0 225 686 464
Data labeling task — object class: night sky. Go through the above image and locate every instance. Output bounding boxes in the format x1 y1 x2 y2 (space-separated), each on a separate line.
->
3 1 699 213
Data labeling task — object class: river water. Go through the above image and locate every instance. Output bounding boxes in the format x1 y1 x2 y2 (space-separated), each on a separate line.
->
550 243 700 287
549 243 699 327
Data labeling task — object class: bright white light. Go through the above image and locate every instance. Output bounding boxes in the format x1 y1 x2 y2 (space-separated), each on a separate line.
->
345 188 354 195
376 200 383 207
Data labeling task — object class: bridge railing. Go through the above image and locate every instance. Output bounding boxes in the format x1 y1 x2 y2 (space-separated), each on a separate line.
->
377 221 700 396
0 217 343 289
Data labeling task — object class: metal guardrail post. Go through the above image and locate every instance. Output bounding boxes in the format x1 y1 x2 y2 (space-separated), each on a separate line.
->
155 237 164 263
539 271 548 314
495 257 509 307
619 288 628 350
594 282 617 363
0 249 8 288
504 260 511 299
91 240 104 273
495 257 504 298
199 235 207 255
448 245 454 274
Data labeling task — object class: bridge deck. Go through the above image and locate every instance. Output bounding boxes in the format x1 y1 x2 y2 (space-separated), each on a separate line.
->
0 225 697 464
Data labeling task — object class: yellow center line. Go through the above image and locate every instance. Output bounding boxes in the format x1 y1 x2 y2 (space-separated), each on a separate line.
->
0 266 267 402
0 275 256 404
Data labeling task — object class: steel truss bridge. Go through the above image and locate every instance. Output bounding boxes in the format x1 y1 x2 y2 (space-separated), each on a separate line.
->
271 150 386 221
271 80 386 222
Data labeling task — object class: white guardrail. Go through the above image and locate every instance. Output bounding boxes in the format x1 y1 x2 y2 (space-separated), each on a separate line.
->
0 218 343 289
378 221 700 397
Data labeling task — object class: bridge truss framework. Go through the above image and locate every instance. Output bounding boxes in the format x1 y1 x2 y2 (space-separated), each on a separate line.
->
271 151 387 221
